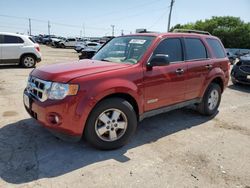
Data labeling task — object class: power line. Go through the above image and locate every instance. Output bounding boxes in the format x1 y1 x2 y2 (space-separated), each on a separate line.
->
90 0 165 23
148 9 169 30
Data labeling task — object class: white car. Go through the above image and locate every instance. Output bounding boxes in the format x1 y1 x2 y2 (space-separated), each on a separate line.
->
59 38 77 48
75 41 100 53
0 32 41 68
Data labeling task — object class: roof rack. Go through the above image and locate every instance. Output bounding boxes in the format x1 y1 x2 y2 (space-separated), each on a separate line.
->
173 29 211 35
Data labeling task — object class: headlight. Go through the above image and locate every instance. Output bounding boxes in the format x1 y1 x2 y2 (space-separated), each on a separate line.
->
48 82 79 100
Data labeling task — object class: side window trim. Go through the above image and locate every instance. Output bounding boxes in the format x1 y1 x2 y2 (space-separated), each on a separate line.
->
183 37 209 61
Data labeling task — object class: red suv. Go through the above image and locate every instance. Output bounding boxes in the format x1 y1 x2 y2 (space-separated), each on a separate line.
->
23 30 230 150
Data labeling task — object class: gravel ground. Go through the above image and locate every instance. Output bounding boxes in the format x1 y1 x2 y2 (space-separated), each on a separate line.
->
0 45 250 188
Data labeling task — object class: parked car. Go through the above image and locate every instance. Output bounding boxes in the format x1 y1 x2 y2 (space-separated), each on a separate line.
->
23 30 229 150
41 35 56 44
79 43 103 59
51 37 63 47
226 51 237 65
0 32 41 68
59 38 77 48
231 54 250 85
74 41 87 53
75 42 100 53
235 49 250 58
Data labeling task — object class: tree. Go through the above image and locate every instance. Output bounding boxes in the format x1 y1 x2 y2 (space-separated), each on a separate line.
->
171 16 250 49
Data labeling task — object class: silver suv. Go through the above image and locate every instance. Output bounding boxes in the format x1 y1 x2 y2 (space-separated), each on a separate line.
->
0 32 42 68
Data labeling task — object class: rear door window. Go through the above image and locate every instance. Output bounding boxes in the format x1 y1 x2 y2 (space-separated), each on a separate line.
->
206 38 226 58
3 35 24 44
153 38 183 63
184 38 207 60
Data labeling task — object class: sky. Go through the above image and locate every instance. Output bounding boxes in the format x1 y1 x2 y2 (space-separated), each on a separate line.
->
0 0 249 37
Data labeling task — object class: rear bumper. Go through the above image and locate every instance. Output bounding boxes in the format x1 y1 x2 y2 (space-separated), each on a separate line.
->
23 90 83 141
37 57 42 62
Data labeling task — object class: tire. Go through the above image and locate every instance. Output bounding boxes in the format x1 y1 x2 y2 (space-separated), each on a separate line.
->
84 98 137 150
60 44 65 48
197 83 221 116
21 55 36 68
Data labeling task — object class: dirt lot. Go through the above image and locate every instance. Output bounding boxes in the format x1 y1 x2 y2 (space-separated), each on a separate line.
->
0 45 250 188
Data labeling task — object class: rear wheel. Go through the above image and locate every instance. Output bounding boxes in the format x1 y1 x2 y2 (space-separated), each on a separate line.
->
21 55 36 68
84 98 137 150
197 83 221 116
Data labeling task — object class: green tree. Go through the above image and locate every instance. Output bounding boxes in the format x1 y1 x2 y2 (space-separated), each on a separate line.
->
171 16 250 49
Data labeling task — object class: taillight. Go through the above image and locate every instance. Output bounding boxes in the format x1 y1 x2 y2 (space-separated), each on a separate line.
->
35 46 40 52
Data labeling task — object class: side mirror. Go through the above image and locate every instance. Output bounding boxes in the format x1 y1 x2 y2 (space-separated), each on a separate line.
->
147 54 170 67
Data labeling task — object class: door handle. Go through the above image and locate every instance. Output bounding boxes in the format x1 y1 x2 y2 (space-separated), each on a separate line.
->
175 68 184 74
205 64 213 70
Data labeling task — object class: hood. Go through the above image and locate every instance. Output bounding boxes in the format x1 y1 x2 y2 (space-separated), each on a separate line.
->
31 59 131 83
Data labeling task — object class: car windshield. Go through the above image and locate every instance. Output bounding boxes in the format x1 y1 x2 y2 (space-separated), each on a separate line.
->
92 36 155 64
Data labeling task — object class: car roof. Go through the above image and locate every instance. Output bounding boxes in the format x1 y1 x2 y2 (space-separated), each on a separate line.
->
0 32 30 38
123 32 219 40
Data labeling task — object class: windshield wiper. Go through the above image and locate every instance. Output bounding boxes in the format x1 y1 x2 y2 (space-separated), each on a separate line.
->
100 58 111 62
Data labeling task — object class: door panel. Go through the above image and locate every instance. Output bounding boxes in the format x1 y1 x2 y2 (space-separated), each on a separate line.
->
143 63 187 111
185 59 212 100
1 44 23 60
143 37 187 112
183 37 210 100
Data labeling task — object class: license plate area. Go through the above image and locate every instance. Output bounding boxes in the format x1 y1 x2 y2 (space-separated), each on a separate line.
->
23 93 30 109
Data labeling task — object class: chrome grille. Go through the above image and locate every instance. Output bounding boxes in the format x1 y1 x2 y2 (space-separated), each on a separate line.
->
27 76 51 102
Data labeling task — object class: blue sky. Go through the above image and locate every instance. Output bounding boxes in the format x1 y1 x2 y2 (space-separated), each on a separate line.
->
0 0 249 37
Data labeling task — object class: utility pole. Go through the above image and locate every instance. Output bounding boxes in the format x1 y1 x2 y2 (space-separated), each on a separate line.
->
83 23 85 38
111 25 115 36
48 21 51 36
28 18 31 35
167 0 175 32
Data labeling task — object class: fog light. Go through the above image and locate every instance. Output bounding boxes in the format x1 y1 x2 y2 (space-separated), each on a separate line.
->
47 113 62 125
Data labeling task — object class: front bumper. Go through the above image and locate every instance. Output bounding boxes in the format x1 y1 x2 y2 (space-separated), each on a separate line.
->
231 66 250 85
23 90 82 141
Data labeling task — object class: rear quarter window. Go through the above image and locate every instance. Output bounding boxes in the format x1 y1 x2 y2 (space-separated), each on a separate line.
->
184 38 207 60
206 38 226 58
29 37 36 43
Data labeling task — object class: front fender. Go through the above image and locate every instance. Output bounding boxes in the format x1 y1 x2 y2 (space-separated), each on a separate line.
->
75 78 142 132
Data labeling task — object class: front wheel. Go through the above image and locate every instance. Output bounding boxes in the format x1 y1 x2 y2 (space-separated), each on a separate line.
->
197 83 221 116
84 98 137 150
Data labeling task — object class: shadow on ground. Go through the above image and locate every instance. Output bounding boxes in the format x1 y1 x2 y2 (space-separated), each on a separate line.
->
0 108 216 184
228 84 250 93
0 64 33 69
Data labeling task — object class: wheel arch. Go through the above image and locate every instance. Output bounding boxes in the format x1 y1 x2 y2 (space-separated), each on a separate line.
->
98 92 140 120
19 53 37 64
